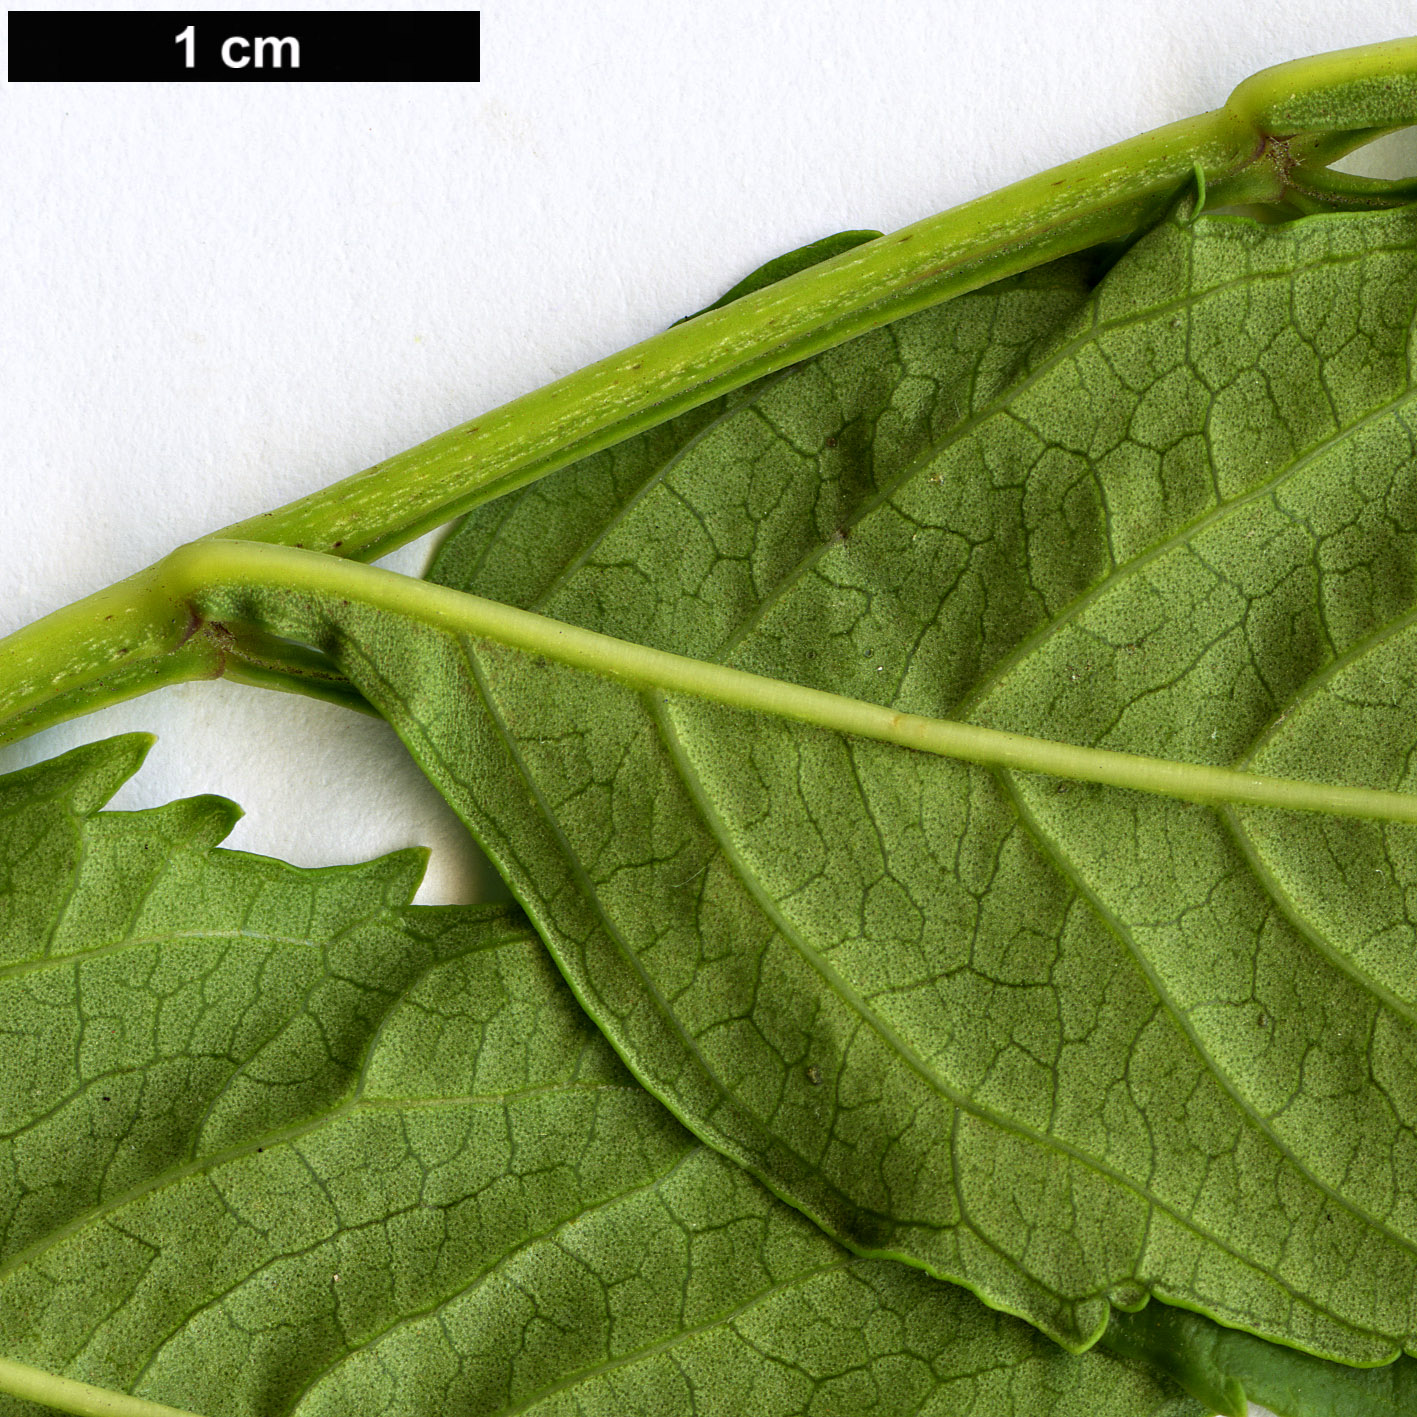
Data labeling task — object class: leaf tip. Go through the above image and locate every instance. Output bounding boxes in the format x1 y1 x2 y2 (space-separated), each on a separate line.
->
0 731 156 818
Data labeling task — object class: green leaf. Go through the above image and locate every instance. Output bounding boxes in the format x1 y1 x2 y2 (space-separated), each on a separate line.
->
1102 1305 1417 1417
675 230 885 323
217 198 1417 1370
0 739 1204 1417
0 733 428 1261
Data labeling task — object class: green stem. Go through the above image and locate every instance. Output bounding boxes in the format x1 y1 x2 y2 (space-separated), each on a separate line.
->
0 570 216 745
0 569 370 745
213 40 1417 563
2 41 1415 746
113 540 1417 823
0 1357 203 1417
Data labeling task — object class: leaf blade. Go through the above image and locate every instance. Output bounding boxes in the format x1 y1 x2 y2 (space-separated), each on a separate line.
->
367 204 1417 1363
0 741 1204 1417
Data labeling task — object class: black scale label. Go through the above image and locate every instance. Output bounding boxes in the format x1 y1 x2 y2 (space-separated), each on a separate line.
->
8 11 480 82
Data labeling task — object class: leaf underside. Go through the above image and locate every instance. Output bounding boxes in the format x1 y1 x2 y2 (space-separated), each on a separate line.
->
224 200 1417 1373
0 738 1204 1417
1104 1303 1417 1417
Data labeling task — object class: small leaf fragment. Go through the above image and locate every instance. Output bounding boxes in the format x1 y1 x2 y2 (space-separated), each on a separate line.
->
676 229 885 323
1104 1304 1417 1417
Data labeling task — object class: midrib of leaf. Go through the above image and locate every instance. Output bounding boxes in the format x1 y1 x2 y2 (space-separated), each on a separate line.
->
185 540 1417 824
366 638 987 1270
95 200 1412 1388
648 687 1375 1338
373 198 1417 1374
0 1359 203 1417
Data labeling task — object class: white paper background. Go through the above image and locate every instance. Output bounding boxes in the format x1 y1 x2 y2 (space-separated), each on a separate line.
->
2 2 1416 1413
3 0 1413 902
